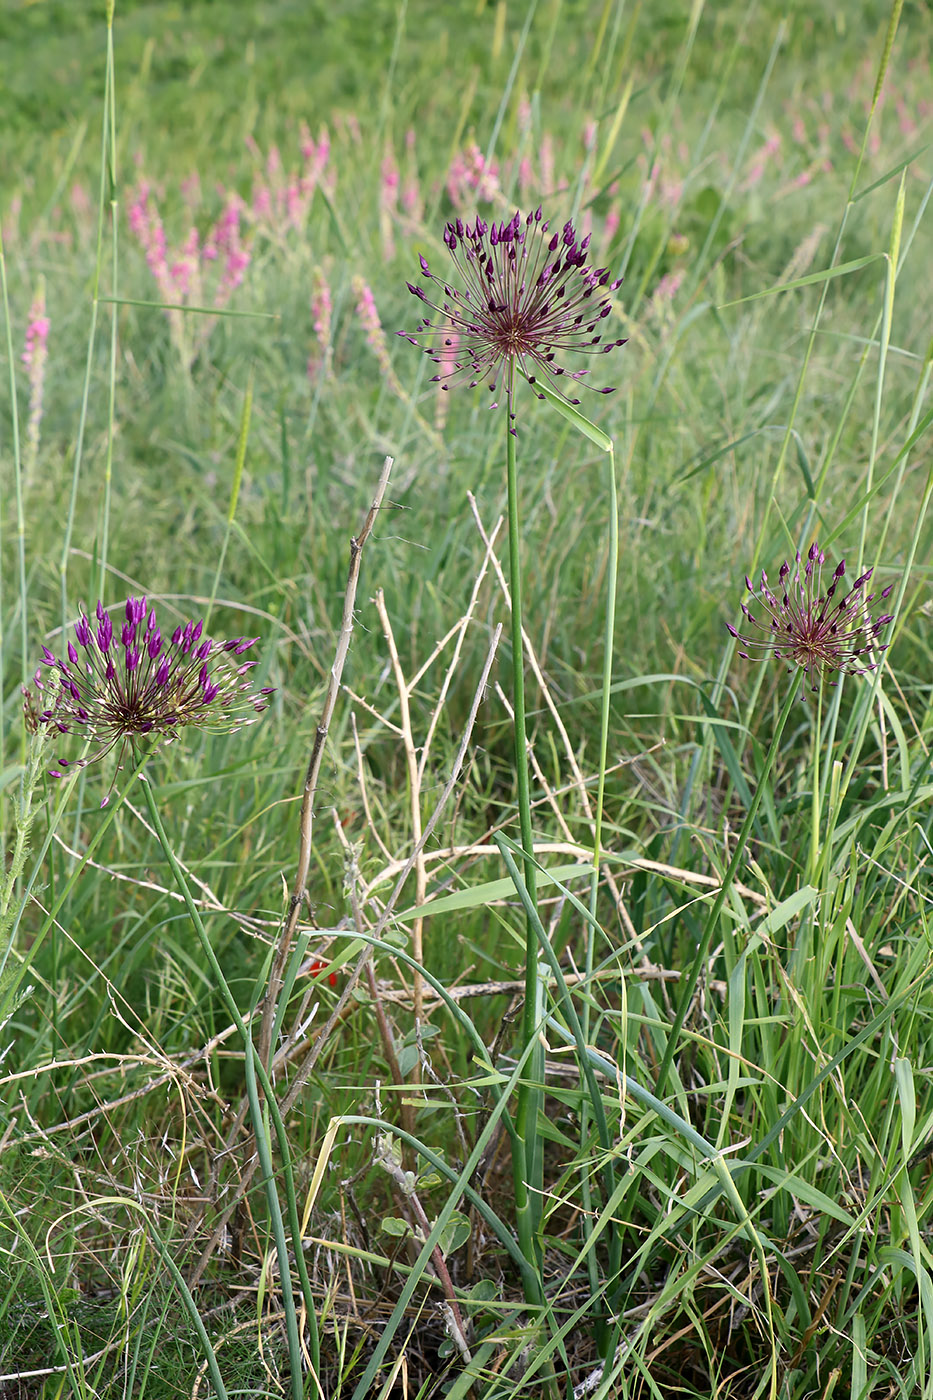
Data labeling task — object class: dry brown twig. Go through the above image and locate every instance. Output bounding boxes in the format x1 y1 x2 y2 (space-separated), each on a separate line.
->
257 453 394 1071
468 492 648 957
189 620 502 1282
278 621 502 1119
368 514 500 1036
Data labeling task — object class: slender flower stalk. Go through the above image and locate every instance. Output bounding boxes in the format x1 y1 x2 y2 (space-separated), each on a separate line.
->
400 207 624 1302
29 607 314 1390
656 542 896 1099
31 595 272 802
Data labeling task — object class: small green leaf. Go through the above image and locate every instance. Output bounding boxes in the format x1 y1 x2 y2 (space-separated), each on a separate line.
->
380 1216 412 1239
437 1211 471 1258
527 376 613 451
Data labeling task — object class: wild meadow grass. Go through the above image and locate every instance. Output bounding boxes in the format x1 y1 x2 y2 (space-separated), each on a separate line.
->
2 1 933 1396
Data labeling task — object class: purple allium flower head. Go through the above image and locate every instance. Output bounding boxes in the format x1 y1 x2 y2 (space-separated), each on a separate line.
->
31 596 272 802
727 542 895 692
398 207 626 423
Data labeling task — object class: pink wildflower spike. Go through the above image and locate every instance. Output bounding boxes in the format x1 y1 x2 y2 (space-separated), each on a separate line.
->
353 275 404 394
22 284 50 474
308 266 333 377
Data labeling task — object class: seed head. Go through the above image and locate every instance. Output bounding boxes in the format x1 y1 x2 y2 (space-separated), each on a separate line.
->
727 542 895 692
399 208 625 424
30 596 273 804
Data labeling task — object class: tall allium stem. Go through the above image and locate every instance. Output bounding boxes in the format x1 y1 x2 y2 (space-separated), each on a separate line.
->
583 439 621 1352
506 398 544 1266
808 678 823 885
138 775 319 1393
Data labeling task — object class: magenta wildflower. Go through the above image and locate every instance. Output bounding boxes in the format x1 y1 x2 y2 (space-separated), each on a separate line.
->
399 207 625 420
446 142 499 208
308 265 333 377
31 597 273 803
353 274 405 395
728 542 895 692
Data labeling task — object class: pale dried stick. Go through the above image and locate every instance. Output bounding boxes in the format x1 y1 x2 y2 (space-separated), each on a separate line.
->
414 515 502 782
469 492 641 952
351 712 394 864
190 624 502 1281
332 811 417 1141
341 686 404 736
360 837 767 913
279 624 502 1118
51 820 272 941
368 529 500 1031
374 588 429 1032
258 454 393 1070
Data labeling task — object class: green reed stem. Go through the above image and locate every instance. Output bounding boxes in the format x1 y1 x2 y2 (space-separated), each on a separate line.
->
98 11 118 600
584 438 621 1353
139 773 319 1398
505 406 544 1278
0 221 28 816
655 680 800 1099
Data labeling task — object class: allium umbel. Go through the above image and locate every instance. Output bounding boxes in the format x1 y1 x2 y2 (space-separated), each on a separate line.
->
399 208 625 419
31 597 272 802
728 543 894 691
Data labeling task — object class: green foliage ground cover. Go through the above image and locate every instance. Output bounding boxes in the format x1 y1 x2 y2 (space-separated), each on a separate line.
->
2 0 933 1395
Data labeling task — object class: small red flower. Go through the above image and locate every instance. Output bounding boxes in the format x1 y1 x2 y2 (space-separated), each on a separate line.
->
308 959 338 988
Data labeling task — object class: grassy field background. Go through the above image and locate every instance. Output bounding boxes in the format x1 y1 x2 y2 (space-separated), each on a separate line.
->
2 0 933 1396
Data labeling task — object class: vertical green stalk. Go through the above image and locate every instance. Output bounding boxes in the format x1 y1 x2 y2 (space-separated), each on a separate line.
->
138 774 319 1397
0 226 27 775
205 371 252 629
656 680 800 1099
590 441 618 889
98 11 118 599
505 396 544 1273
582 439 620 1348
808 678 823 886
60 0 115 634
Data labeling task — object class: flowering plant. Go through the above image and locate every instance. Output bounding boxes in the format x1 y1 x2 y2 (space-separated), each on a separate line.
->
32 595 272 800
